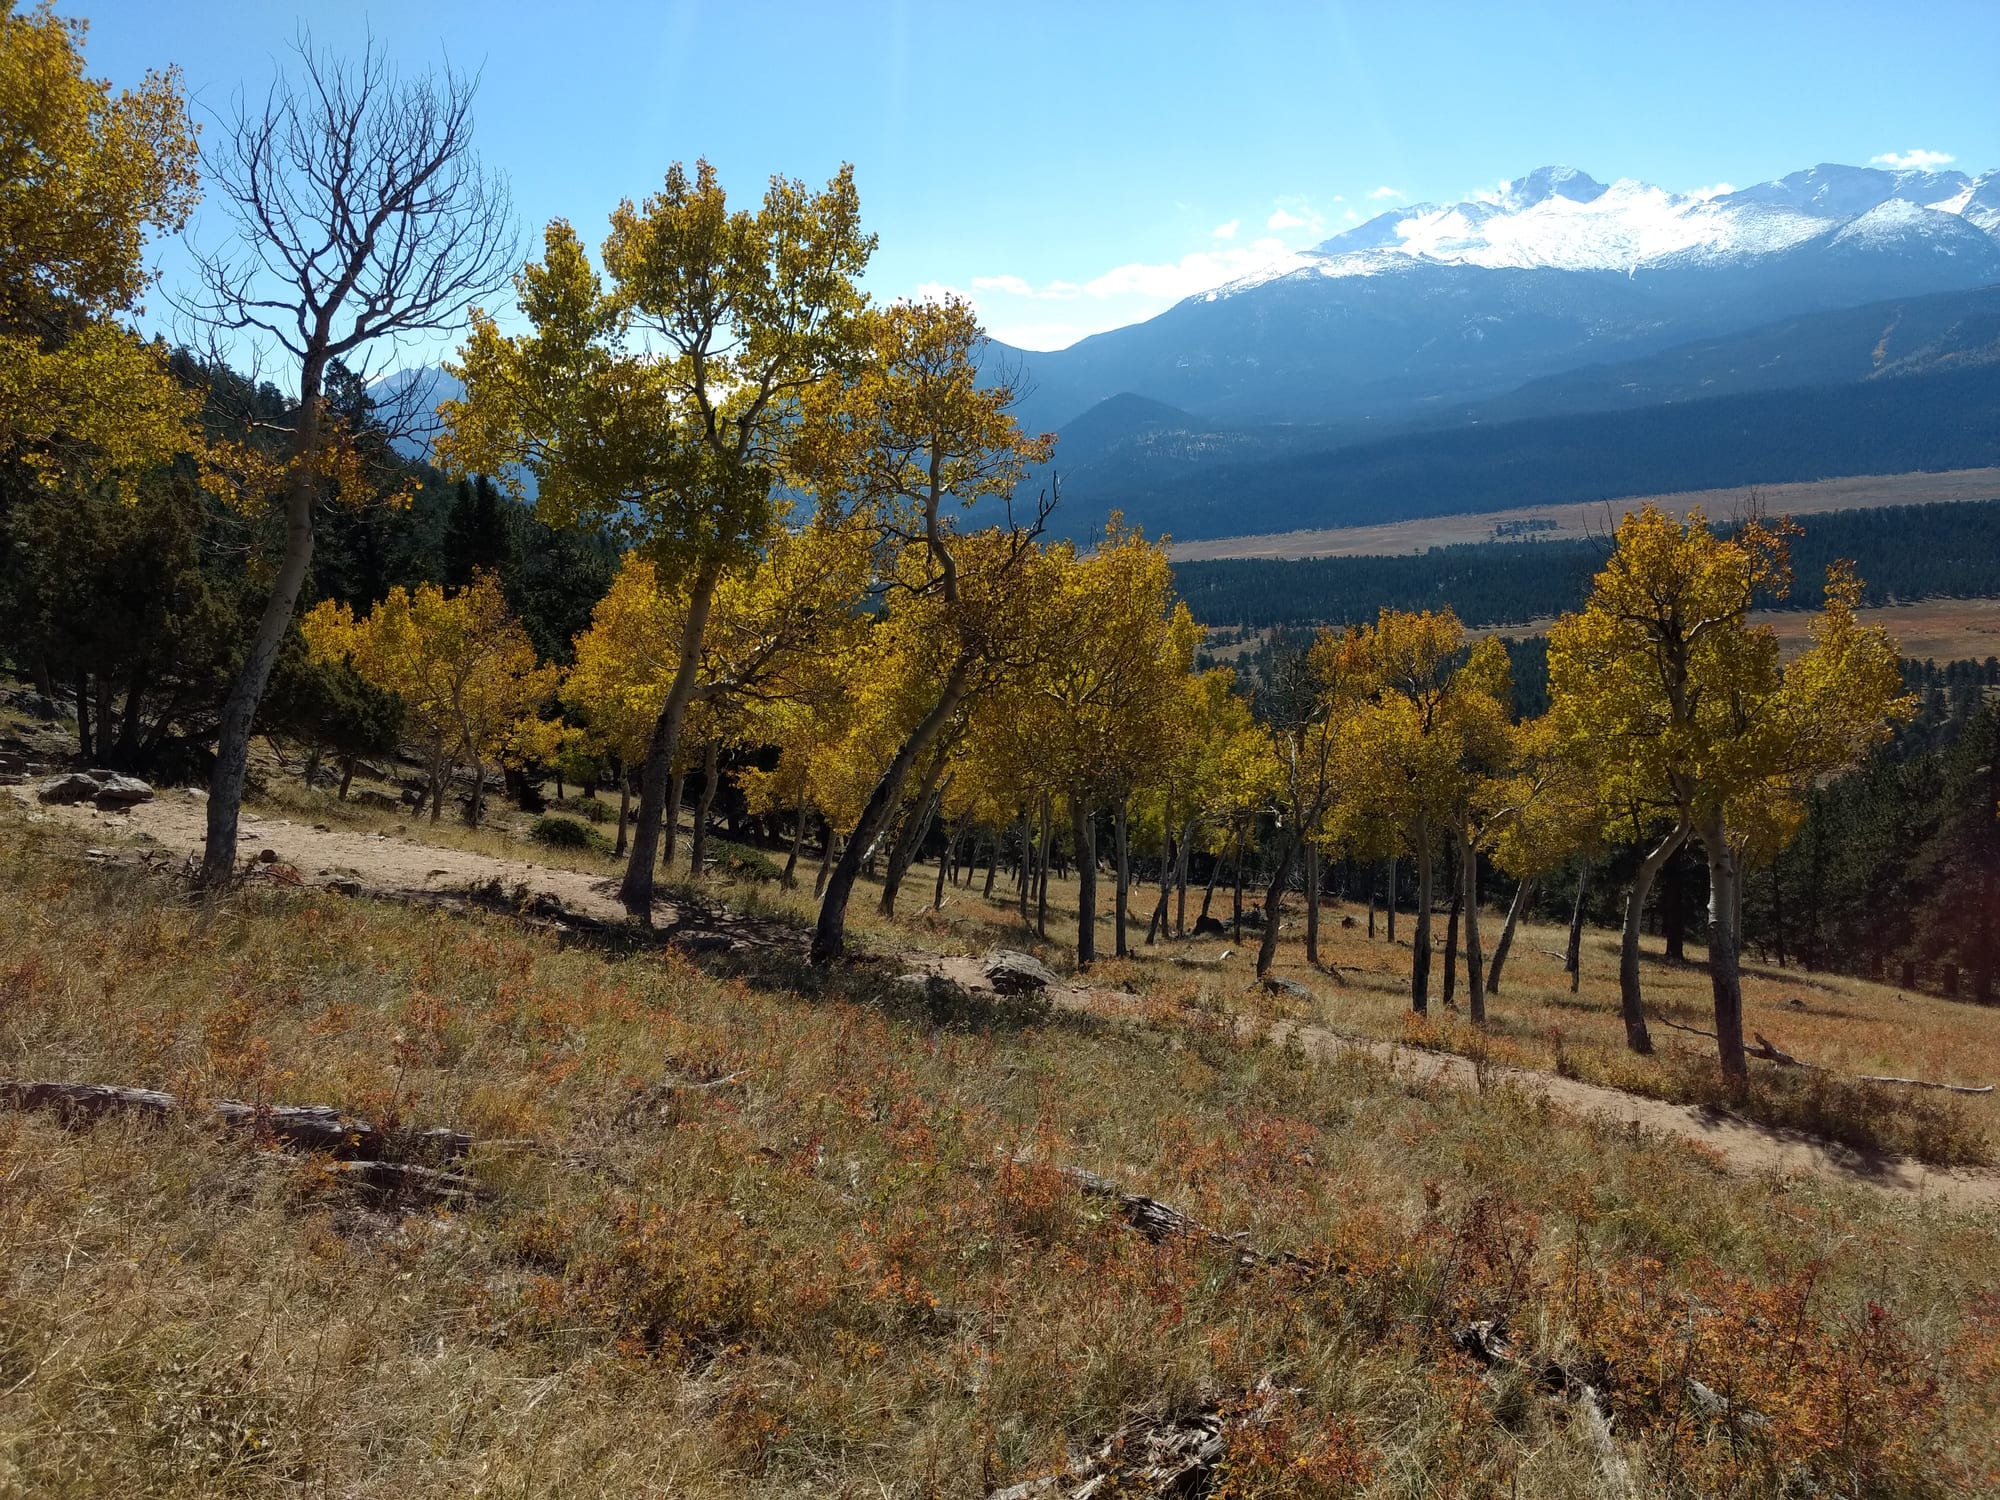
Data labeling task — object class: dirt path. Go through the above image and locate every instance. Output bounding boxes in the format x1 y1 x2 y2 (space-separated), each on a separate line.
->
1263 1018 2000 1210
13 788 1999 1211
920 957 2000 1212
7 785 644 925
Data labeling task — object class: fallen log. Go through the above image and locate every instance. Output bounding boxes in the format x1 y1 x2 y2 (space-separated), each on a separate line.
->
1038 1161 1321 1273
1749 1032 1814 1068
988 1380 1296 1500
1450 1321 1638 1498
1645 1019 1992 1094
0 1080 472 1161
1855 1074 1994 1095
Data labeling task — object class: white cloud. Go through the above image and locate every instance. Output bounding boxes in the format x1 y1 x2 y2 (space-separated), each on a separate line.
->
1367 185 1403 200
1871 148 1956 171
1343 208 1359 221
1267 207 1306 230
935 234 1312 349
1213 219 1240 239
1687 181 1737 201
1081 237 1303 301
971 273 1081 300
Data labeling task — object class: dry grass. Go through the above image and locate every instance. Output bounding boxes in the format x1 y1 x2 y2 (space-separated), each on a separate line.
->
1 811 1997 1495
773 861 2000 1168
1464 597 2000 665
241 753 2000 1166
1169 468 2000 561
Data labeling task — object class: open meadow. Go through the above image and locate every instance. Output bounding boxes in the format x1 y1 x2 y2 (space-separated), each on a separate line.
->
10 8 2000 1494
1168 469 2000 562
3 781 1999 1497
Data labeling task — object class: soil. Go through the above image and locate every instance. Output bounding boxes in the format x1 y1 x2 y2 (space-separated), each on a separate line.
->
13 784 1999 1212
7 784 645 925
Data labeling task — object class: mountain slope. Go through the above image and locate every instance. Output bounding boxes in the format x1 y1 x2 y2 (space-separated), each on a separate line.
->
1047 361 2000 543
1469 283 2000 420
999 161 2000 437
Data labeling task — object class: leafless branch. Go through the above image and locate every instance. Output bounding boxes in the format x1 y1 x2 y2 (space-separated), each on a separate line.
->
173 27 518 404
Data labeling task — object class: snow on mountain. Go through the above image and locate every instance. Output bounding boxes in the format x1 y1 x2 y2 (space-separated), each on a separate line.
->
1828 197 1993 254
1207 161 2000 298
1960 170 2000 235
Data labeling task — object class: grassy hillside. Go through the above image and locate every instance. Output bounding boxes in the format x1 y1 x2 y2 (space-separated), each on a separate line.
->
1 807 1997 1496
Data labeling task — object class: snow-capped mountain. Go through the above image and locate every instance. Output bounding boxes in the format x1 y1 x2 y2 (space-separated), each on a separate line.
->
992 161 2000 439
1212 162 2000 295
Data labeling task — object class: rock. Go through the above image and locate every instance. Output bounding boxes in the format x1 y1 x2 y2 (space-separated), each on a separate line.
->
91 774 154 809
1259 975 1315 1002
1 688 60 720
35 770 153 808
982 949 1060 994
36 773 104 805
325 878 363 897
0 773 24 787
255 848 281 864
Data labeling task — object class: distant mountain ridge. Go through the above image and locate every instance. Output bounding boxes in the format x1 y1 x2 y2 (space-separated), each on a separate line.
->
996 161 2000 440
372 160 2000 548
1267 162 1999 283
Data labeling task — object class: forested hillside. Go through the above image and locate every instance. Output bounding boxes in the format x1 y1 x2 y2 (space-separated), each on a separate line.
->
1741 661 2000 996
1052 361 2000 541
1174 496 2000 628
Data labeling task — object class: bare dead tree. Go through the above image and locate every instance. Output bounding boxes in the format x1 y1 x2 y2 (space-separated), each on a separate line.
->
178 32 515 887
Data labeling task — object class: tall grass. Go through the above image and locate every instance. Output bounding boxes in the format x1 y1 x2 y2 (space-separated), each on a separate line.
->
0 816 1995 1495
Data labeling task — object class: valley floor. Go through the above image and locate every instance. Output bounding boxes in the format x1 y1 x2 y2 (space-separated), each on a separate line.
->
1168 466 2000 562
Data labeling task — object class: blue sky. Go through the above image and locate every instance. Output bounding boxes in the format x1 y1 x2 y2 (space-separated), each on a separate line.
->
79 0 2000 356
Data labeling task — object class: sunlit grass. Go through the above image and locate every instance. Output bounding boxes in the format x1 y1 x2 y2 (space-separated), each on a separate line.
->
1 809 1996 1495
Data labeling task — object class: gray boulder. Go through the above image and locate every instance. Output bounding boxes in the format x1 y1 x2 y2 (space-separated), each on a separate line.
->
36 770 155 808
982 949 1060 994
91 774 154 809
36 773 104 805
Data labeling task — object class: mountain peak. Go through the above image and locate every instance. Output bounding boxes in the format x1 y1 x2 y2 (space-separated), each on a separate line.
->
1494 165 1607 210
1281 159 1999 286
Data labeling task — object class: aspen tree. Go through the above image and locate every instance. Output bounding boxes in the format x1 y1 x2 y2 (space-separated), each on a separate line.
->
443 162 873 918
301 574 556 826
1549 508 1908 1076
189 36 514 884
794 298 1055 964
0 2 200 478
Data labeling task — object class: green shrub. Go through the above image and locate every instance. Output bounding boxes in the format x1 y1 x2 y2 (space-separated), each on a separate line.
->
531 816 610 854
707 840 781 883
549 795 612 825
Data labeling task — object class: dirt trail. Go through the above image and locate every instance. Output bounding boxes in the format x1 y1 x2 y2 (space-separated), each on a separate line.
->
6 785 642 925
920 957 2000 1213
13 787 1999 1211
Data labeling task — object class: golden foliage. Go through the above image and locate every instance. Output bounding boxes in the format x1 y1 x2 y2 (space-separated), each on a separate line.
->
302 573 558 821
0 1 201 477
